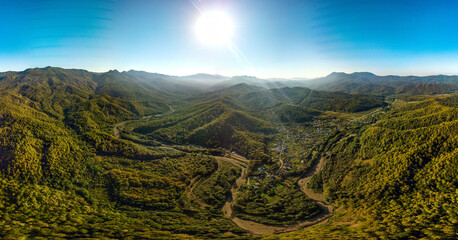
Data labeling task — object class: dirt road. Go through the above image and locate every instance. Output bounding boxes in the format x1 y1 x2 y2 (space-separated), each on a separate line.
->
219 154 334 235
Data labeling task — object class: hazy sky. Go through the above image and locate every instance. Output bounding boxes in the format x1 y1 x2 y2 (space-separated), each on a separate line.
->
2 0 458 78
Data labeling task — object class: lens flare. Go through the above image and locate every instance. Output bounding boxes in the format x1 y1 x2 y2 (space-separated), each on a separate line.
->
195 11 234 45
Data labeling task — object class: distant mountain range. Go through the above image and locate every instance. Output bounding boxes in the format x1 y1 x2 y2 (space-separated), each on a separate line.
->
95 68 458 95
2 67 457 95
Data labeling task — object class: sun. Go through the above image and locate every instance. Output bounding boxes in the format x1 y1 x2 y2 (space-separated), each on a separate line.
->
195 11 234 45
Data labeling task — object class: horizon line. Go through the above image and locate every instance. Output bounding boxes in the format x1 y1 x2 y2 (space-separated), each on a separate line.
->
2 65 458 80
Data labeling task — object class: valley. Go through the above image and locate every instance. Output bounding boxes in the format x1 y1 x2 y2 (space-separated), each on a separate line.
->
0 67 456 239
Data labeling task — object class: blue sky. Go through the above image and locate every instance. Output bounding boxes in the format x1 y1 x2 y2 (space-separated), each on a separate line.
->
2 0 458 78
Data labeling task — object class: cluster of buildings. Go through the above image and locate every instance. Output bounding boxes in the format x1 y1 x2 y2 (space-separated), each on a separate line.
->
248 119 343 189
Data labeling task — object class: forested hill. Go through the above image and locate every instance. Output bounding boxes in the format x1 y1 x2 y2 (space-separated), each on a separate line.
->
303 72 458 95
194 83 386 113
0 67 171 183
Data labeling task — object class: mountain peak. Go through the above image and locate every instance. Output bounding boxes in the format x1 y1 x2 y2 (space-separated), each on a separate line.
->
326 72 347 78
351 72 377 78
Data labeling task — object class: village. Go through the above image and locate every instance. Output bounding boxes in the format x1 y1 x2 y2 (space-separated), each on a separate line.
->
245 118 347 188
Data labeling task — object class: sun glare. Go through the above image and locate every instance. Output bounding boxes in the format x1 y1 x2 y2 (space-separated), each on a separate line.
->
195 11 234 45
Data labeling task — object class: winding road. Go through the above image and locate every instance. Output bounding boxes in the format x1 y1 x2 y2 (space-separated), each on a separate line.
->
113 121 125 139
219 154 334 235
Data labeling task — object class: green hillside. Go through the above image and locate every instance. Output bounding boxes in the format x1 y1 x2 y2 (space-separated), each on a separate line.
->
187 83 386 115
273 104 321 123
0 68 170 184
127 98 275 165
